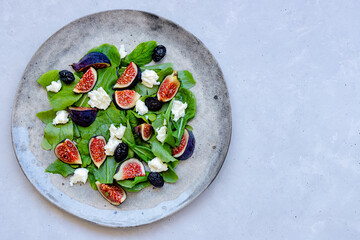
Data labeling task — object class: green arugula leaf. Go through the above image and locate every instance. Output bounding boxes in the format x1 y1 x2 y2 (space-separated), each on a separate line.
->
160 161 178 183
178 70 196 89
88 157 118 184
149 137 177 163
45 159 76 177
124 41 157 66
117 173 149 188
122 181 151 192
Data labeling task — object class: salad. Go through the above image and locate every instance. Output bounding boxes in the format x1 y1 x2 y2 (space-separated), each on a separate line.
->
36 41 196 205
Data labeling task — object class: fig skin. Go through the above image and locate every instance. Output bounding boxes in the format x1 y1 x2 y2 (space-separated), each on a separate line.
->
157 71 180 102
113 62 141 89
54 139 82 164
113 158 146 181
95 181 126 205
71 52 111 72
134 123 153 141
68 107 98 127
89 136 107 168
172 129 195 160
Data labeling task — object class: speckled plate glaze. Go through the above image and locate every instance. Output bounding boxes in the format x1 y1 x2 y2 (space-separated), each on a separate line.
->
11 10 231 227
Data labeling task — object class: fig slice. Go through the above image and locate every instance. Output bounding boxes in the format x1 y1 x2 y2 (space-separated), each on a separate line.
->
157 71 180 102
73 67 97 93
172 129 195 160
134 123 153 141
112 90 140 110
71 52 111 72
89 136 107 168
54 139 82 164
95 181 126 206
113 158 146 181
113 62 141 89
68 107 98 127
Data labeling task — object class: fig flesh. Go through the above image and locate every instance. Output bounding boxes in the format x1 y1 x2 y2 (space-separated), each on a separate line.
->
157 71 180 102
95 181 126 206
134 123 153 141
89 136 107 168
73 67 97 93
113 62 141 89
172 129 195 160
113 158 146 181
112 90 140 110
54 139 82 164
71 52 111 72
68 107 98 127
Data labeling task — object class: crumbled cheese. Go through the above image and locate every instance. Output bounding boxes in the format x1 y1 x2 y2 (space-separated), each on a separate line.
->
163 119 167 126
104 137 122 156
88 87 111 110
53 110 69 125
105 124 126 155
109 124 126 139
119 44 128 58
156 126 167 143
148 157 168 172
171 100 188 121
135 99 148 115
69 168 89 186
46 80 62 93
141 70 160 88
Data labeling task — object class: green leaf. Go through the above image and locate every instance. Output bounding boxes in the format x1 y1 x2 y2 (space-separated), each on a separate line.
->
87 170 98 190
117 173 149 188
178 70 196 89
88 157 118 184
45 159 75 177
48 75 83 111
36 109 56 124
87 43 121 66
122 181 151 192
124 41 157 66
141 63 173 71
42 121 74 150
160 161 178 183
37 70 59 88
93 66 118 96
173 88 196 145
149 137 177 163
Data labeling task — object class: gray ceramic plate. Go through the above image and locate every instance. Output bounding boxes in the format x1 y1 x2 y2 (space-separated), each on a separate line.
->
11 10 231 227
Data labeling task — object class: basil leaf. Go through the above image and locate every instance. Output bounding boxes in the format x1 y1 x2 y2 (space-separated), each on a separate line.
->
45 159 75 177
124 41 157 66
178 70 196 89
87 43 121 66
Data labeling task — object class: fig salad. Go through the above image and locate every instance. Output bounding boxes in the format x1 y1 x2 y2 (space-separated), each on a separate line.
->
36 41 196 205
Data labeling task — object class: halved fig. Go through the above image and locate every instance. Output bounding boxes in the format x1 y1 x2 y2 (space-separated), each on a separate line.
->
95 181 126 206
134 123 153 141
113 158 146 181
113 62 141 89
157 71 180 102
54 139 82 164
71 52 111 72
89 136 106 168
172 129 195 160
73 67 97 93
68 107 98 127
112 90 140 109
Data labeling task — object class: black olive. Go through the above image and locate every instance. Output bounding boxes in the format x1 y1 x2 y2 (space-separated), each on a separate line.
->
147 172 164 188
152 45 166 62
145 97 163 111
114 143 128 163
59 70 75 84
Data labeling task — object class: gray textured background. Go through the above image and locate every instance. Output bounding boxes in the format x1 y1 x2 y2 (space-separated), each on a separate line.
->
2 0 360 239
